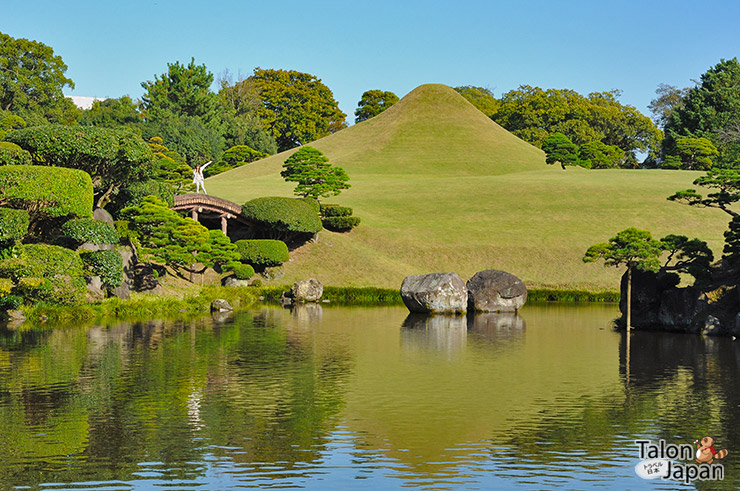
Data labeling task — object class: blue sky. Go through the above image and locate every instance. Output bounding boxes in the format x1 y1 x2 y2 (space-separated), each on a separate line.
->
3 0 740 122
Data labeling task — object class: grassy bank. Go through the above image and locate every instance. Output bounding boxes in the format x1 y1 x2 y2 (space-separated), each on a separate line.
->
20 286 258 325
255 285 619 305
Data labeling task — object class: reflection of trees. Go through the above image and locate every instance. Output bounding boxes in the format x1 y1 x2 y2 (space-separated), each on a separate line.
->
0 309 352 488
488 330 740 489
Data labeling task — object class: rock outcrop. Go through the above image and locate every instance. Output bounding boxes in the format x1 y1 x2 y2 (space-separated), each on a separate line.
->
292 278 323 302
466 269 527 312
622 267 740 336
400 272 467 314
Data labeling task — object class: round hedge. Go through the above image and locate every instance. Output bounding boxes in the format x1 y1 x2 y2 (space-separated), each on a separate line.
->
0 244 86 305
235 239 289 268
242 197 321 240
62 218 119 245
320 203 353 217
227 261 255 280
322 216 361 232
0 165 93 219
80 250 123 289
0 142 32 165
0 208 29 240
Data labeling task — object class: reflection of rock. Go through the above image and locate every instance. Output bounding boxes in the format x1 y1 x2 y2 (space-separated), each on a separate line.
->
211 310 233 323
400 272 467 314
466 270 527 312
292 278 323 302
467 312 526 343
401 313 467 353
291 303 323 323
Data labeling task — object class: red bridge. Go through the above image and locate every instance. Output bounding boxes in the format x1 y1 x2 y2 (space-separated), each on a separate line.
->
172 193 252 240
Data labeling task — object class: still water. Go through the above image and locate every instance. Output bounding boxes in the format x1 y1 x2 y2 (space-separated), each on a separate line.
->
0 304 739 490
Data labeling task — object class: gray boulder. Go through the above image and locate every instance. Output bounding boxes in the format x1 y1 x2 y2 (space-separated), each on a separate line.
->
400 272 467 314
223 276 251 287
211 299 233 312
466 270 527 312
93 207 115 225
110 281 131 300
85 275 105 303
292 278 323 302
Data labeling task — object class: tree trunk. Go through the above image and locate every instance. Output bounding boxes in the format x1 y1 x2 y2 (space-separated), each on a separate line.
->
626 265 632 330
95 183 116 209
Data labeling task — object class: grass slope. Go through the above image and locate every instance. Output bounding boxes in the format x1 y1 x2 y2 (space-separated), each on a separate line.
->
207 85 730 290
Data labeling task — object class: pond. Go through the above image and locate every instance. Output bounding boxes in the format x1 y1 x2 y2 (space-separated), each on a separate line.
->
0 303 738 490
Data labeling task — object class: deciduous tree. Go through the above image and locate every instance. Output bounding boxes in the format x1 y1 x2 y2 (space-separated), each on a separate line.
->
249 68 346 151
354 89 399 123
454 86 499 117
0 32 74 118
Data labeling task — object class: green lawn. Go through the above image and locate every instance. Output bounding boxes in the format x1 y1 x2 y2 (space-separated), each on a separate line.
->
206 85 729 290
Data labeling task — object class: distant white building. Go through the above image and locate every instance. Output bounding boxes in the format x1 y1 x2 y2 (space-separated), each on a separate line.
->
66 96 108 110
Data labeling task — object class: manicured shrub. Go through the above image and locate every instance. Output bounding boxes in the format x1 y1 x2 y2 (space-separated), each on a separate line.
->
0 165 93 220
61 218 119 245
242 196 321 244
0 278 13 296
0 142 32 165
5 124 154 208
0 294 22 310
0 208 29 240
300 197 320 214
0 244 86 305
320 203 353 217
80 250 123 289
234 239 289 268
251 278 263 287
108 180 175 218
322 216 361 232
228 262 255 280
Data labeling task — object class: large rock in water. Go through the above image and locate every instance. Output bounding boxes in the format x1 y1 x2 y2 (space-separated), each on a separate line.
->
292 278 323 302
400 272 467 314
466 270 527 312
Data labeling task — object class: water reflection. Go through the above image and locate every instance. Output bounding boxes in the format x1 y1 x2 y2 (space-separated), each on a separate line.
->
1 304 740 489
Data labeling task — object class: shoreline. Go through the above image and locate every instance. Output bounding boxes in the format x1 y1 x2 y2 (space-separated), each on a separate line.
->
2 286 620 329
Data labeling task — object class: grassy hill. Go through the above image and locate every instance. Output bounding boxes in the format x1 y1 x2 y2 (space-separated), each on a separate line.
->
206 84 730 291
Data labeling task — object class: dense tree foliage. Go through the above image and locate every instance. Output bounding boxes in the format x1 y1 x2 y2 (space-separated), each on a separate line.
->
0 32 75 121
454 86 499 117
140 58 220 124
281 146 350 199
208 144 267 177
493 85 662 164
663 58 740 168
6 124 154 207
121 195 211 272
354 90 399 123
141 113 224 163
249 68 347 151
648 83 689 129
584 228 663 328
542 133 578 169
80 96 142 132
662 137 718 170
